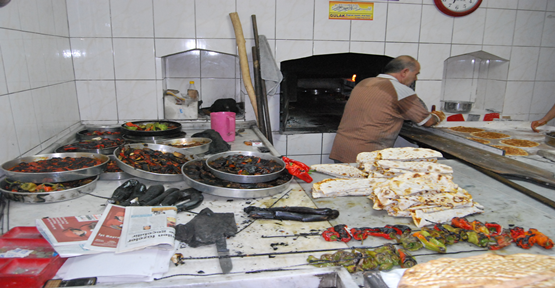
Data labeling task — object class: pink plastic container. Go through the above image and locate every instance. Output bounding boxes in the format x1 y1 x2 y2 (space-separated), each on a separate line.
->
210 112 236 142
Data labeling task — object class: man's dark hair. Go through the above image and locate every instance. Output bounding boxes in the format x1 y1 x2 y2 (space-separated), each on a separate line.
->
383 55 418 73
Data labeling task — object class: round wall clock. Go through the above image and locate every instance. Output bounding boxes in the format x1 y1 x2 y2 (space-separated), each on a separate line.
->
434 0 483 17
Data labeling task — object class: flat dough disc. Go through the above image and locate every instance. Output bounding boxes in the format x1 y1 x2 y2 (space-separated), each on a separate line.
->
491 145 528 156
470 131 511 139
449 126 485 133
500 139 540 148
467 137 490 144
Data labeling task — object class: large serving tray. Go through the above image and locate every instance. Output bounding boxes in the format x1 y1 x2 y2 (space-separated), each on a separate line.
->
1 153 109 183
121 120 182 137
114 143 197 182
182 159 292 198
76 126 122 140
205 151 285 184
159 137 212 155
55 138 124 155
0 175 99 204
99 156 133 181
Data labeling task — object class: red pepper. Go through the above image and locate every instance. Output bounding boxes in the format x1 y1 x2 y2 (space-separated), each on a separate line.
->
322 227 340 242
125 122 139 128
529 228 554 249
488 229 513 251
322 224 351 243
282 157 313 183
350 228 367 241
385 225 411 235
485 222 502 237
364 227 397 240
510 227 534 249
451 217 473 230
470 220 490 236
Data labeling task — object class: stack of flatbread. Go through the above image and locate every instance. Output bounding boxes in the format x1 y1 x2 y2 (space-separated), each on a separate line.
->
310 164 368 178
356 147 443 168
312 178 386 199
370 172 483 227
399 253 555 288
362 160 454 178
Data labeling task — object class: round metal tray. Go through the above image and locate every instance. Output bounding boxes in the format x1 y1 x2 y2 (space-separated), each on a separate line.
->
205 151 285 184
122 131 186 143
99 156 133 181
114 143 196 182
0 175 99 204
55 139 122 155
182 159 292 198
77 126 122 140
121 120 182 137
1 153 110 183
158 137 212 155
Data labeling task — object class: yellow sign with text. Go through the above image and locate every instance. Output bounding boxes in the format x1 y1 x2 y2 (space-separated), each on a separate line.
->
329 1 374 20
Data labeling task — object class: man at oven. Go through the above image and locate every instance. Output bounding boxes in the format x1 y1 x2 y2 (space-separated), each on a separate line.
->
330 55 444 163
531 103 555 132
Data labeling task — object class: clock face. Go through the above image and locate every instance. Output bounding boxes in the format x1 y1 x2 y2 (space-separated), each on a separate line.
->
434 0 482 17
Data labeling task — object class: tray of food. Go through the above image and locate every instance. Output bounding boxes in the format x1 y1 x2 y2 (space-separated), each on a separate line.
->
121 121 182 137
99 156 132 181
182 159 292 198
114 143 197 182
76 126 122 140
0 176 98 203
55 138 125 155
205 151 285 183
158 137 212 155
1 153 109 183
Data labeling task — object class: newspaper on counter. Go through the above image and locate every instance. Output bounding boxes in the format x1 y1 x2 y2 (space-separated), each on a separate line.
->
84 204 177 254
36 214 102 257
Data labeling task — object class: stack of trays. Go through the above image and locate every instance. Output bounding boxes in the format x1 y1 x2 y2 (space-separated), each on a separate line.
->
0 152 109 203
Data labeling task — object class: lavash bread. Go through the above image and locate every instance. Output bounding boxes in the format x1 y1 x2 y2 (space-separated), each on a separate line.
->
364 160 454 178
399 253 555 288
310 164 368 178
356 147 443 168
311 178 386 199
369 172 483 227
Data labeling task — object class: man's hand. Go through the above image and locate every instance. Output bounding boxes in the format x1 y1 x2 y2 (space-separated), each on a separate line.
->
431 111 446 123
531 120 547 132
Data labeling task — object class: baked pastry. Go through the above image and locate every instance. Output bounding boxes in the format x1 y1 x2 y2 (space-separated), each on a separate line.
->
500 139 540 148
467 137 491 144
491 145 528 156
449 126 485 133
310 164 368 178
470 131 511 139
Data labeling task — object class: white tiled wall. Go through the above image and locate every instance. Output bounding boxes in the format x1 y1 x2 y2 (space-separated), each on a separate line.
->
1 0 555 167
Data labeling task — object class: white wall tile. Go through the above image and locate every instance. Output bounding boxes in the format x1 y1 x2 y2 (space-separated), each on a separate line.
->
351 2 387 42
321 154 334 164
67 0 111 37
452 9 486 45
287 133 322 155
450 45 483 56
113 38 156 80
536 48 555 81
350 41 386 55
165 50 201 78
483 9 517 46
276 0 314 40
548 1 555 11
503 81 534 115
115 80 158 120
313 0 351 41
541 12 555 47
530 81 555 115
76 81 118 121
322 133 336 154
36 0 56 35
418 44 451 80
0 96 20 161
201 50 237 78
197 39 237 55
71 38 115 80
482 45 512 60
419 5 453 44
384 42 419 58
507 46 540 81
0 29 30 93
313 41 350 55
110 0 154 38
487 0 518 9
200 79 237 107
275 40 313 64
0 0 21 29
153 0 196 38
0 53 7 95
517 0 547 11
195 0 236 39
9 91 40 153
513 11 545 46
52 0 69 37
237 0 276 39
386 3 422 43
286 154 321 166
18 0 40 33
24 34 49 89
155 39 197 57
